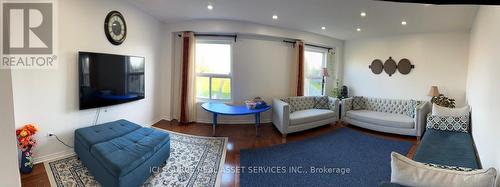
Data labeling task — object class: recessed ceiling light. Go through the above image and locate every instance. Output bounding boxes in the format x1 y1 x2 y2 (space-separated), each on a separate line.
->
321 26 326 30
272 14 278 20
356 28 361 32
207 4 214 10
401 21 407 25
360 12 367 17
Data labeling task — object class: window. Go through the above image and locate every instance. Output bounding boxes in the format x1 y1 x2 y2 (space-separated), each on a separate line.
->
304 48 328 96
195 40 232 100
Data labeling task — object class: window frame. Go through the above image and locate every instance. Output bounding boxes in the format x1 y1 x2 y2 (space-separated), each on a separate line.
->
304 46 328 96
195 38 234 102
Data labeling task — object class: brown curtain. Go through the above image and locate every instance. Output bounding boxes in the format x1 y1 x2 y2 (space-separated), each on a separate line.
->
178 31 197 124
290 40 305 96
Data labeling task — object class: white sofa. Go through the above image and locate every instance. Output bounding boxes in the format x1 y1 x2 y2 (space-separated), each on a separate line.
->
272 96 339 137
341 97 430 138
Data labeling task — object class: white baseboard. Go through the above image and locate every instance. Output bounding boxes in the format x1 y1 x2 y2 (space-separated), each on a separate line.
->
33 117 271 164
34 149 75 164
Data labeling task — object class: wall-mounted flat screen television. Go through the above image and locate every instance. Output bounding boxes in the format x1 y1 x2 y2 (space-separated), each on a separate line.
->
79 52 145 110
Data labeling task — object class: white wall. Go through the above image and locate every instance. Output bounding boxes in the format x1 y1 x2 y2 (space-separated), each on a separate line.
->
467 6 500 183
344 32 470 106
10 0 164 163
0 69 21 187
160 20 344 123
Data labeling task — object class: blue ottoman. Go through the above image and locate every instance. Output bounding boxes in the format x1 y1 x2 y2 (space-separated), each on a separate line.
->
75 119 170 187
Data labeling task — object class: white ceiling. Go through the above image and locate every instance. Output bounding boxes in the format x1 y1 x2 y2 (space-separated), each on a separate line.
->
126 0 478 40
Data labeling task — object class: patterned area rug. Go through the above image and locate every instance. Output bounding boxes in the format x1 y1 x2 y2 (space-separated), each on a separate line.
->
44 128 227 187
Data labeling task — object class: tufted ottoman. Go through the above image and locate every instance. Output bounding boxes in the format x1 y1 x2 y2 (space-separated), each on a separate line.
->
75 119 170 187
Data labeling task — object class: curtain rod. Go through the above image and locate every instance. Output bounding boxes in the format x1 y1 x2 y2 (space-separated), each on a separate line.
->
283 40 333 51
177 33 237 42
176 32 334 51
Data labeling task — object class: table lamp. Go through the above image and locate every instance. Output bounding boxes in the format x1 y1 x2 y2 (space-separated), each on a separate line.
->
428 86 440 103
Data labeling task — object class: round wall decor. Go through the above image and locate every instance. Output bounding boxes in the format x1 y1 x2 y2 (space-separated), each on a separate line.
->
104 11 127 45
369 59 384 74
397 58 414 75
384 57 397 76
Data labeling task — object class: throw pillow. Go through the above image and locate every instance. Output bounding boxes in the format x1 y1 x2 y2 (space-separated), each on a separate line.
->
404 100 418 118
314 96 329 109
390 152 497 187
426 113 470 133
351 96 366 110
432 104 470 117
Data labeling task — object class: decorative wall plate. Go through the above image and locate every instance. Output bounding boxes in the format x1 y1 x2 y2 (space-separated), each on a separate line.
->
384 57 397 76
369 59 384 74
397 58 415 75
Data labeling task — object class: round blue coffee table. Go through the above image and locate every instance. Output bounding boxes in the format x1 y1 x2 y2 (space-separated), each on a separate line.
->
201 102 272 136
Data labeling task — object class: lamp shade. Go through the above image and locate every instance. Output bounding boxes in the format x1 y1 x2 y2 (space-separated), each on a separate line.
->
321 67 330 77
428 86 440 97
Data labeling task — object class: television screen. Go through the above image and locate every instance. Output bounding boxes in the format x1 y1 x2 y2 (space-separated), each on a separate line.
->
78 52 145 110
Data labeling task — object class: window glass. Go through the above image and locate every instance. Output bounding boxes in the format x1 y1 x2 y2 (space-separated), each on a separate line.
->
196 76 210 99
211 78 231 100
195 41 232 100
304 49 327 96
195 43 231 75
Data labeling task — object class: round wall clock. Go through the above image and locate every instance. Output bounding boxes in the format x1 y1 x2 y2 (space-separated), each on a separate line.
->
104 11 127 45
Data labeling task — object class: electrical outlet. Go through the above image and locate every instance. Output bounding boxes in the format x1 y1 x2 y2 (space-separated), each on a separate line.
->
47 132 55 138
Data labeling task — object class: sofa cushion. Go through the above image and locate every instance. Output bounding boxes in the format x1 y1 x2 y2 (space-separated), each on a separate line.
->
352 96 366 110
404 100 418 118
314 96 329 109
289 96 316 113
328 97 338 111
75 120 142 152
426 114 470 133
391 152 496 187
346 110 414 129
90 128 170 177
432 104 470 117
413 129 479 169
289 109 335 126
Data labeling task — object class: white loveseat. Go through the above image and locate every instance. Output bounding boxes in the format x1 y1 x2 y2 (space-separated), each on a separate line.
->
341 97 430 138
272 96 339 137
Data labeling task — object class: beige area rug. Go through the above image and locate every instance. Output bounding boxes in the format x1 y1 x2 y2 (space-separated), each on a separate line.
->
44 128 228 187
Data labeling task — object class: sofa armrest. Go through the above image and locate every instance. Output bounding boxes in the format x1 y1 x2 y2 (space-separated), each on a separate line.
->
341 97 353 119
272 99 290 135
414 101 431 137
328 97 340 116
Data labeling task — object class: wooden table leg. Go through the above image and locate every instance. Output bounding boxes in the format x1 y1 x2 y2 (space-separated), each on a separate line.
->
255 112 260 137
212 113 217 136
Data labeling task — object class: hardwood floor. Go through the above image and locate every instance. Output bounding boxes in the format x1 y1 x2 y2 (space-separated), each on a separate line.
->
21 163 51 187
21 121 417 187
